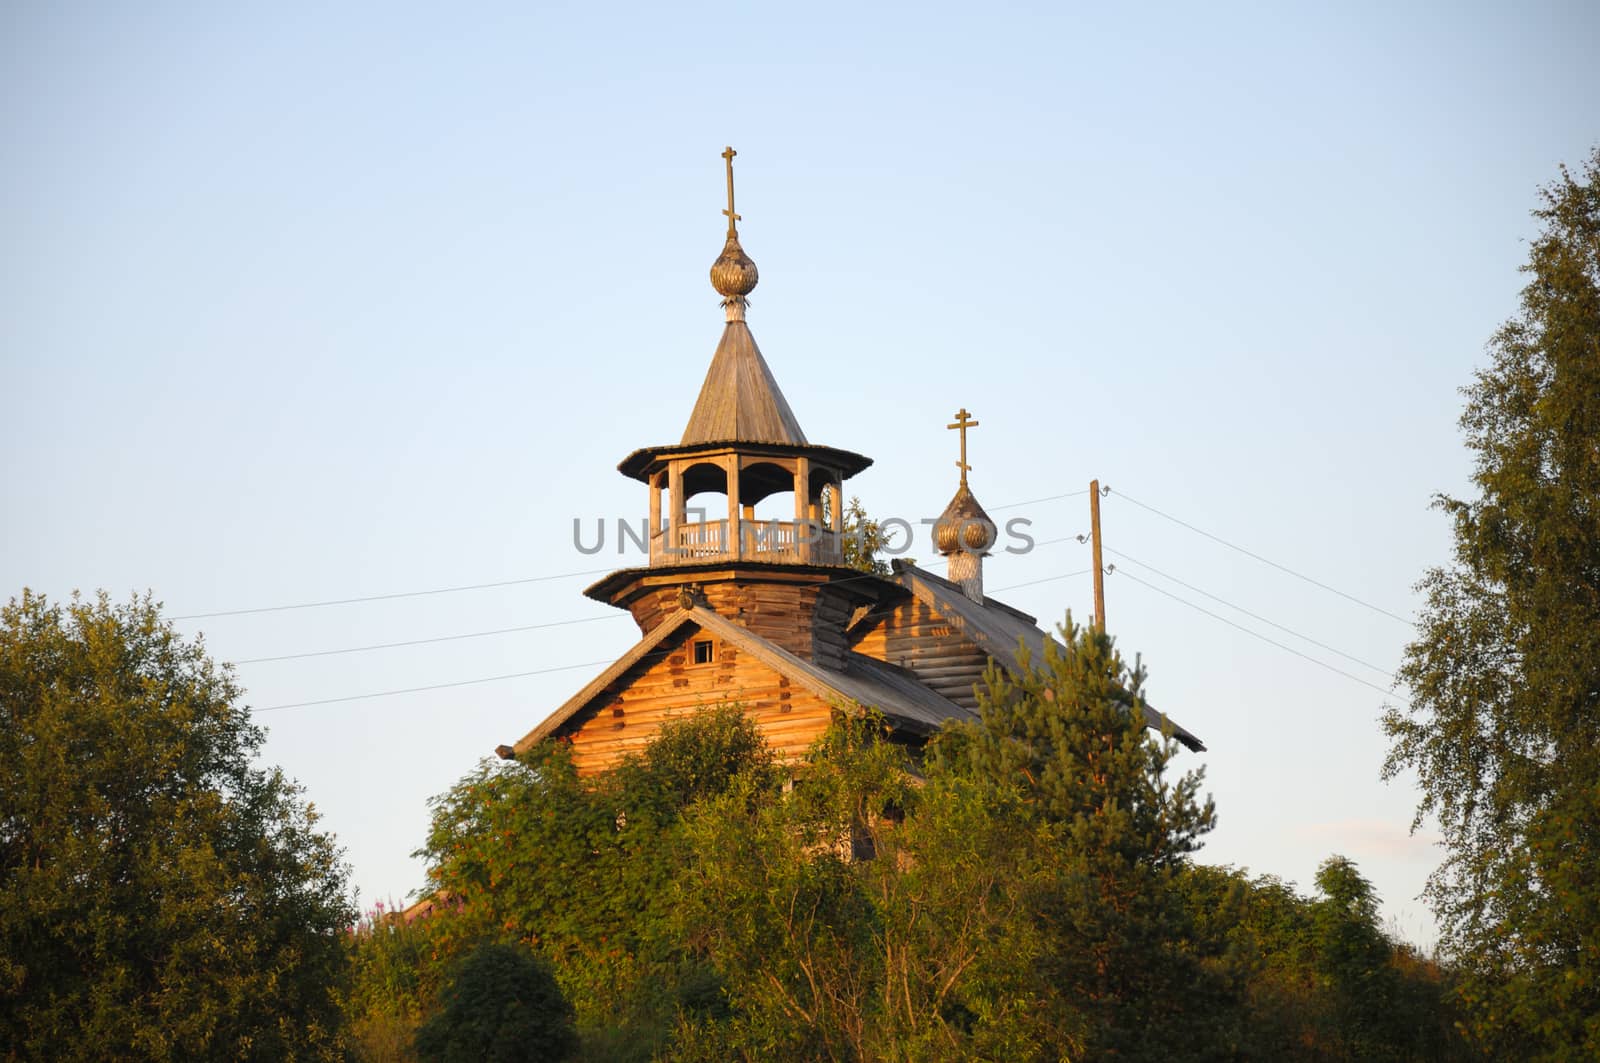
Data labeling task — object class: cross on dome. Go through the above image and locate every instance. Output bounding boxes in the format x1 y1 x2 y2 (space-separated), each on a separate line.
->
948 407 979 487
722 146 741 236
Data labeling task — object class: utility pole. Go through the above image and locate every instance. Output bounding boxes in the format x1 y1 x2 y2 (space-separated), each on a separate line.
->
1089 479 1106 630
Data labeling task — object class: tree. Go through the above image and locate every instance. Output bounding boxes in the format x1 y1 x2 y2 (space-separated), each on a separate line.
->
1175 859 1465 1061
671 711 1055 1061
840 496 894 575
1383 148 1600 1059
0 590 356 1059
670 624 1224 1060
931 618 1223 1060
413 942 578 1063
416 706 776 1059
345 901 449 1062
673 622 1223 1060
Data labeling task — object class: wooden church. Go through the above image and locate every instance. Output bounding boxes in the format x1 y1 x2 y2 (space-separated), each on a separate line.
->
501 150 1203 772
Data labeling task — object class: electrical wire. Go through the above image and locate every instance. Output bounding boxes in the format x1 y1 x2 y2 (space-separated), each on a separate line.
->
205 486 1408 711
233 614 630 665
1104 547 1396 678
171 568 615 621
990 569 1092 592
987 489 1089 512
220 557 954 673
171 489 1088 622
242 557 1070 713
174 543 954 622
253 659 621 713
1108 488 1413 625
1112 568 1396 696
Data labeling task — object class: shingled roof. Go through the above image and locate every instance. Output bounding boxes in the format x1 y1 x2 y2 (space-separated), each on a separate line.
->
680 320 807 446
510 604 973 756
891 561 1207 752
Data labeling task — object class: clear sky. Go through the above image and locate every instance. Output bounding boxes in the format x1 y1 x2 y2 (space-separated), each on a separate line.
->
5 1 1597 947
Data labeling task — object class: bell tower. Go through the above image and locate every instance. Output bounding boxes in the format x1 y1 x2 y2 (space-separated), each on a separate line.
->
586 148 888 664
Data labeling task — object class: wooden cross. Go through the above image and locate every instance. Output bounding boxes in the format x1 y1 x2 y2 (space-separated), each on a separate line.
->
722 146 741 236
947 407 979 486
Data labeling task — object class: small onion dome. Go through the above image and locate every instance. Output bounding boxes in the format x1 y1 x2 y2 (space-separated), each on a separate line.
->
710 232 759 298
934 483 998 555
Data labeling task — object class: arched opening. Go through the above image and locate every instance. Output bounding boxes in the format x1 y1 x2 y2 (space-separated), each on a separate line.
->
810 467 844 530
809 466 845 564
680 461 728 502
647 453 848 566
661 460 733 561
740 460 795 522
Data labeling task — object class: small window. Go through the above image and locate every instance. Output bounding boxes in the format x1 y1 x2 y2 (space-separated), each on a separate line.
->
692 639 715 665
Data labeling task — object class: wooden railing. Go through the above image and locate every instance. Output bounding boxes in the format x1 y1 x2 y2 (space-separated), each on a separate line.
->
649 519 843 567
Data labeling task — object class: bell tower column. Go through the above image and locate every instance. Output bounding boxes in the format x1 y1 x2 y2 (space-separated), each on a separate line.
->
648 472 663 563
726 454 742 559
668 461 685 560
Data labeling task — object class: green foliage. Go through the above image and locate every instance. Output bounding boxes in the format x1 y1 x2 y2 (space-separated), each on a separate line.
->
414 941 577 1063
1383 148 1600 1058
670 622 1229 1060
345 904 447 1062
399 630 1467 1061
841 496 894 575
674 716 902 1057
0 590 356 1060
414 706 776 1059
930 617 1224 1060
1176 861 1465 1060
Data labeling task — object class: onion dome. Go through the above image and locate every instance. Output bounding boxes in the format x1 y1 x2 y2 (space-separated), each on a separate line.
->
710 231 759 300
934 483 998 555
710 146 758 322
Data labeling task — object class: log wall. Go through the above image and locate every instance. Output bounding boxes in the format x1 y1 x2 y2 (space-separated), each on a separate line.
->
624 574 857 667
559 627 839 775
850 598 989 710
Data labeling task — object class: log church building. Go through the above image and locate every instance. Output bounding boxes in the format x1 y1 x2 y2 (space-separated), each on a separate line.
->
501 149 1202 772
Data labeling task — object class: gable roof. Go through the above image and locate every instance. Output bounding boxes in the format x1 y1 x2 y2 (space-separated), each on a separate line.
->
681 321 807 446
511 605 973 756
892 561 1207 752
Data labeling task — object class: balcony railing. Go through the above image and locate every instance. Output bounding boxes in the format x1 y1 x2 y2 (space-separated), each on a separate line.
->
649 518 843 567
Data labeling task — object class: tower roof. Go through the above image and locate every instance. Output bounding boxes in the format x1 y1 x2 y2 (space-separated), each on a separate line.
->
680 320 808 446
618 146 871 482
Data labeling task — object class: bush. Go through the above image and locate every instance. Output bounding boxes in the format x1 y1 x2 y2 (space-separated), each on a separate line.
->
414 942 577 1063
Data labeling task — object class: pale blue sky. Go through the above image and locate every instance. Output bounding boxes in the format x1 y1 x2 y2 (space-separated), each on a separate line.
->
5 1 1597 945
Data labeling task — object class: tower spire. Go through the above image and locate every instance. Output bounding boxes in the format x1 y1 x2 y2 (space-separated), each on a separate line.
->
709 145 759 322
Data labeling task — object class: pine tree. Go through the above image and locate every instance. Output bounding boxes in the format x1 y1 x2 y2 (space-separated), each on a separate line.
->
932 618 1221 1059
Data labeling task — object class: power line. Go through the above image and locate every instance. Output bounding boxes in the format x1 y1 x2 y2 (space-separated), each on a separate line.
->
990 569 1092 592
223 558 956 678
987 490 1089 512
171 485 1084 623
254 658 621 713
172 568 615 621
238 564 939 707
1113 568 1396 696
1108 488 1413 626
248 555 1028 713
172 534 958 622
233 614 630 665
1105 547 1396 679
